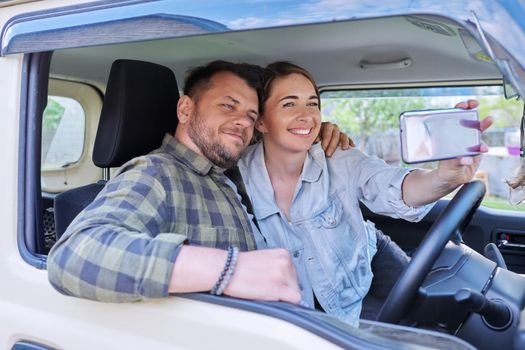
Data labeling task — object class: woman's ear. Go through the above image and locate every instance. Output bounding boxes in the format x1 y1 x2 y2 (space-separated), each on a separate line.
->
255 118 268 134
177 95 194 124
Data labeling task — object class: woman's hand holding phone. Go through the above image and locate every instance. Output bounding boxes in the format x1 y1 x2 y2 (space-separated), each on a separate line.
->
400 100 493 207
436 100 493 187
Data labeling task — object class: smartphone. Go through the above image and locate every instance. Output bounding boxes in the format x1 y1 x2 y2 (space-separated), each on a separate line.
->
399 108 481 164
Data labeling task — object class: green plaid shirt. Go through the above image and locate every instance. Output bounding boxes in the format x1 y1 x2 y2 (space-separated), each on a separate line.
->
48 134 256 302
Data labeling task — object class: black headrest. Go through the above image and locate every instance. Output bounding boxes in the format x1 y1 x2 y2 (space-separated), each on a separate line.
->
93 59 179 168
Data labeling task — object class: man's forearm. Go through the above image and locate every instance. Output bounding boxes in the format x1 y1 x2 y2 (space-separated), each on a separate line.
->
401 168 459 207
169 246 227 293
169 246 302 304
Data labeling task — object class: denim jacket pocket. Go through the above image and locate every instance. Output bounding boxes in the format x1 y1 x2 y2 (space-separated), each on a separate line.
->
313 196 343 229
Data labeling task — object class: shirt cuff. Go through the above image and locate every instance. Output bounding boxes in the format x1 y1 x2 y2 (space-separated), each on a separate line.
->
387 169 434 222
140 233 187 299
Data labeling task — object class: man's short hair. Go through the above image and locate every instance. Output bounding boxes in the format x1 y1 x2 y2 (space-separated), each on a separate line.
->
183 60 265 114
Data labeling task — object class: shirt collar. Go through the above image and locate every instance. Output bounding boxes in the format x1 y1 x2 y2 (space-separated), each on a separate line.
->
301 143 324 183
160 133 219 176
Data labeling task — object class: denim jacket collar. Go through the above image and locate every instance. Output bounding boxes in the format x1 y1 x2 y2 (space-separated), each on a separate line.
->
242 142 324 220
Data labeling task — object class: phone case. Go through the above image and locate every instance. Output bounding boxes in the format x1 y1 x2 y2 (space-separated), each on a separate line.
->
399 108 481 164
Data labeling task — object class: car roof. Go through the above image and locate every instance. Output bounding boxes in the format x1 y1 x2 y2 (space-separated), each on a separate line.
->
2 1 523 94
49 15 501 90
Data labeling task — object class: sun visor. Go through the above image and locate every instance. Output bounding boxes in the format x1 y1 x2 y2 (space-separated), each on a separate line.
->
1 1 228 56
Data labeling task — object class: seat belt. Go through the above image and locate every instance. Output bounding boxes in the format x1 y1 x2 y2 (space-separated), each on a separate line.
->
225 166 261 232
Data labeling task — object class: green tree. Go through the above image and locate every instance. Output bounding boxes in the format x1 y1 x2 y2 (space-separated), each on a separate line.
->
42 98 65 163
43 98 65 132
477 96 522 129
322 97 427 148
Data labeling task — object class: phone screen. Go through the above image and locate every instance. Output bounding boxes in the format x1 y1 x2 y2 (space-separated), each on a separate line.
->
400 108 481 164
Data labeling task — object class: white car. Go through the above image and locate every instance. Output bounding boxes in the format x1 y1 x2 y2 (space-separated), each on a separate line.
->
1 0 525 349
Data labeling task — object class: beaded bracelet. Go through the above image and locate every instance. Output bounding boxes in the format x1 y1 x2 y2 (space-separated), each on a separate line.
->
210 246 239 295
215 246 239 295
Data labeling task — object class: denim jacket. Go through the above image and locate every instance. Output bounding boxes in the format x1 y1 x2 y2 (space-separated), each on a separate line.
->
238 142 433 327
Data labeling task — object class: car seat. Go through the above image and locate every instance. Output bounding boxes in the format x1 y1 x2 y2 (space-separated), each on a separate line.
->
53 59 179 238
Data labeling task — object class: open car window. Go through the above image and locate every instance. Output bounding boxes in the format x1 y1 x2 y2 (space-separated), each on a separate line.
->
321 85 525 211
42 95 85 171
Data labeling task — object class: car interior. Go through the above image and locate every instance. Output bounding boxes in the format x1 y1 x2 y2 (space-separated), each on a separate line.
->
11 8 525 350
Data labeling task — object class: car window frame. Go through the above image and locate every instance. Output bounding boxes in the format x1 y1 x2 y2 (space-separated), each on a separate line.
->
18 51 52 265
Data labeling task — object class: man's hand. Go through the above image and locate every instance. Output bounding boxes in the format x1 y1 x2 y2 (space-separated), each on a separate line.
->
436 100 493 186
170 246 301 304
316 121 355 157
224 249 301 304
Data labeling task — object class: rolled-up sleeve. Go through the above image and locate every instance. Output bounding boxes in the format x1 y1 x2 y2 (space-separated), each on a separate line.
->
48 161 187 302
355 155 434 222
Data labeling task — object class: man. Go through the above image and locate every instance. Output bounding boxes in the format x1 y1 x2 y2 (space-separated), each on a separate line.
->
48 61 347 304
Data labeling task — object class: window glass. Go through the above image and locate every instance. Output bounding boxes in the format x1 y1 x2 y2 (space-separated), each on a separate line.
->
41 96 85 171
321 86 525 211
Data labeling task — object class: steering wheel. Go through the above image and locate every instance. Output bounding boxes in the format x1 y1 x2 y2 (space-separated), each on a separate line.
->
376 180 486 324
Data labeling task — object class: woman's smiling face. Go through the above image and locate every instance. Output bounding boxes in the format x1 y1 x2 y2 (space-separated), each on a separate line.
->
258 73 321 154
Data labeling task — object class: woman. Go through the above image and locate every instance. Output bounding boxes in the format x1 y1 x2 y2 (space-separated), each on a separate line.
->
238 61 491 326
